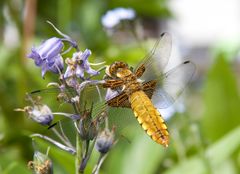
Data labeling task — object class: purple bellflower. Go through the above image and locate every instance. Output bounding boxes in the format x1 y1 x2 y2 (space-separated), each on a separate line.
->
64 49 99 79
27 37 64 77
15 104 54 126
28 104 54 126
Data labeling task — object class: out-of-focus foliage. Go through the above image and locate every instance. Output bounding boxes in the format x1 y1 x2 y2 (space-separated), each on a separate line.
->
201 55 240 142
1 0 240 174
164 126 240 174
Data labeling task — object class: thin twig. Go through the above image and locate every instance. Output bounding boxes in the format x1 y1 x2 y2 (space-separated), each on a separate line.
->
51 127 73 148
31 134 76 154
79 138 96 173
59 121 74 148
52 112 77 118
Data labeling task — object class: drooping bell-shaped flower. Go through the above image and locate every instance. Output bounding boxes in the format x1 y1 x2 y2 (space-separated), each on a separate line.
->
21 104 53 126
27 37 64 77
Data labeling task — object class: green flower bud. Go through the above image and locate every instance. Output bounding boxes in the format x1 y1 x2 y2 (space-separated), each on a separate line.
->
78 111 98 141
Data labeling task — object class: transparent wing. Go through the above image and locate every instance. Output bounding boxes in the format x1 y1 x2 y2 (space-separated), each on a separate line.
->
151 61 196 109
29 87 73 113
30 84 107 117
134 32 172 81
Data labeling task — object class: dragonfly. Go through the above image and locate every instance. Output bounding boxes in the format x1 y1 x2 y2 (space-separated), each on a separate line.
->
30 32 195 147
102 32 195 147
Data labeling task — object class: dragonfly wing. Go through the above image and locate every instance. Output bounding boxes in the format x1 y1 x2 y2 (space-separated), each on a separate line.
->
29 83 108 122
142 80 157 99
107 91 131 108
152 61 196 109
30 87 63 95
134 32 172 81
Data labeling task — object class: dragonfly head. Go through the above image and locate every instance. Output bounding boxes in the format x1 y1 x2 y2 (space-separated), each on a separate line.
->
106 61 132 78
116 68 132 78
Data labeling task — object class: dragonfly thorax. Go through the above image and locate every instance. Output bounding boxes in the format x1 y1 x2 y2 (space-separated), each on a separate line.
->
119 72 142 95
106 62 143 95
123 80 142 96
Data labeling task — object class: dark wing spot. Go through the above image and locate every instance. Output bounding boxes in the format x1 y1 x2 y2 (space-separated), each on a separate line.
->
161 32 166 37
183 60 190 64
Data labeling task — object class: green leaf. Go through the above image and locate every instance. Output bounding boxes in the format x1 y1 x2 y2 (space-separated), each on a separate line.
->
206 126 240 168
201 55 240 142
2 162 31 174
120 134 165 174
164 126 240 174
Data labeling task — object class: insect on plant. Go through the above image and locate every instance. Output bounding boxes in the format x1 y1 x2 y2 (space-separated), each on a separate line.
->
18 22 195 173
103 32 196 147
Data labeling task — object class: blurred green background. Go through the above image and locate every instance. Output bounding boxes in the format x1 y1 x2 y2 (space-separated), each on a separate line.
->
0 0 240 173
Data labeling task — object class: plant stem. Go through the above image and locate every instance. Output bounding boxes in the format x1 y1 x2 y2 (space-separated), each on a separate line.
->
75 133 81 174
79 138 96 173
31 134 76 154
92 153 108 174
51 127 73 148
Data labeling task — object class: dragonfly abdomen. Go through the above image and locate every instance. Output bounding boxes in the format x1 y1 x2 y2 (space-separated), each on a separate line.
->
129 91 169 147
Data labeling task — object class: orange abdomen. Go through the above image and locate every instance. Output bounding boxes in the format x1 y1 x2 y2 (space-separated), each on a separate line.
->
129 91 169 147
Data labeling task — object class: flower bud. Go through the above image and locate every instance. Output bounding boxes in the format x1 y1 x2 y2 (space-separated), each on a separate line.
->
78 111 98 141
95 128 114 154
28 151 53 174
25 104 53 126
